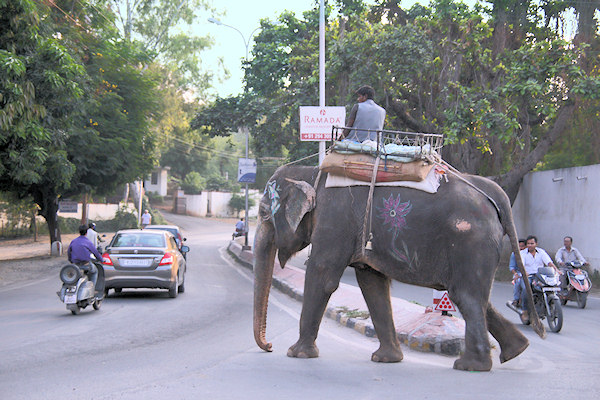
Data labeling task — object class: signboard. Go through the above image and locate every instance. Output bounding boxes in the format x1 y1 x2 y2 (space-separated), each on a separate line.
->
238 158 257 183
58 201 78 213
433 290 456 312
299 106 346 141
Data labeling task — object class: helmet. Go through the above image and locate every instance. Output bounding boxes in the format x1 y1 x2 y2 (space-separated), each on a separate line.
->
89 222 96 229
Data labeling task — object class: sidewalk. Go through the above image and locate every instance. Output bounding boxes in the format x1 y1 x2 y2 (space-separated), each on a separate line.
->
227 240 465 356
0 234 80 261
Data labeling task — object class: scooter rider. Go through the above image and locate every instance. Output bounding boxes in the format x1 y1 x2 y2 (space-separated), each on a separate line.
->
519 235 560 322
68 224 103 293
555 236 588 291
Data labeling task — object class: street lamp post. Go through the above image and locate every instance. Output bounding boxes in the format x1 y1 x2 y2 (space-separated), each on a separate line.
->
208 17 260 250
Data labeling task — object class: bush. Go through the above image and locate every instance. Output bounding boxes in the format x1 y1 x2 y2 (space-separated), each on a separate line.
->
93 207 138 232
146 191 164 205
229 193 255 217
181 171 205 194
58 217 83 234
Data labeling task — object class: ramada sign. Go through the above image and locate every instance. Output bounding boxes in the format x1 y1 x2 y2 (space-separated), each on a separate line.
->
299 106 346 141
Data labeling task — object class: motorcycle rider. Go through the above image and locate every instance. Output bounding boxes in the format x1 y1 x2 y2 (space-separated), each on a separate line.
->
68 224 104 295
509 239 527 307
555 236 588 291
86 222 101 249
519 235 560 322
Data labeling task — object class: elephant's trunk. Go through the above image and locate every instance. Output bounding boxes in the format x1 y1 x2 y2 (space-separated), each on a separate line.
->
253 219 276 352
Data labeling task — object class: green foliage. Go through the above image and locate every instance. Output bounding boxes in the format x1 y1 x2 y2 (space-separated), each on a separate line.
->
194 0 600 200
146 192 164 205
112 0 214 91
181 171 206 194
229 193 255 217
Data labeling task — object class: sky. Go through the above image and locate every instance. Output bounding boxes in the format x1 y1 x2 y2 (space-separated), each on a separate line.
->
194 0 426 98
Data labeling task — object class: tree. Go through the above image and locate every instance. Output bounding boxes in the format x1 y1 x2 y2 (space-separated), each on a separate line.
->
0 0 85 243
111 0 214 91
0 0 163 245
195 0 600 203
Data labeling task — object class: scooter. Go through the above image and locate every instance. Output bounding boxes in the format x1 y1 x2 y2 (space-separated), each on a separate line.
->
506 266 563 333
559 260 592 309
57 261 105 315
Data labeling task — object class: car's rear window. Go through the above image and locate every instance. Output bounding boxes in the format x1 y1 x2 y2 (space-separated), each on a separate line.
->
146 227 178 236
112 233 166 248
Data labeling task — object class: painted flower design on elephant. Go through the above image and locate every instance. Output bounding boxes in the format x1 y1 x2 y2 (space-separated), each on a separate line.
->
376 194 415 265
377 193 412 234
265 180 281 217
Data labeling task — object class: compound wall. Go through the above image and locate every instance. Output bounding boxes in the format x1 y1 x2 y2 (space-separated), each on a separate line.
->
512 164 599 272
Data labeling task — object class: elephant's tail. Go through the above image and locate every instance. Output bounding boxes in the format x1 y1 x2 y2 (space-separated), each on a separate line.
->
464 173 546 339
493 184 547 339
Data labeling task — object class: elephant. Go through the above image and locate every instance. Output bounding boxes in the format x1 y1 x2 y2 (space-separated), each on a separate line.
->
253 165 545 371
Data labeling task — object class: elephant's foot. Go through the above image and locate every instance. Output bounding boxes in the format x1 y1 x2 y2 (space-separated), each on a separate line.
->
499 336 529 363
287 341 319 359
371 346 403 363
453 354 492 372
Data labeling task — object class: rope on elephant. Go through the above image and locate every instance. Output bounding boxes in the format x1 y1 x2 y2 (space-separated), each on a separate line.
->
427 156 501 219
282 152 320 166
361 155 381 256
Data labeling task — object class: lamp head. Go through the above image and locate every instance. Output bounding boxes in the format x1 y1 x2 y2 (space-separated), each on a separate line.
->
208 17 222 25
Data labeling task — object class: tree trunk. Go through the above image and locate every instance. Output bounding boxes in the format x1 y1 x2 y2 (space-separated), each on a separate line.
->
81 192 88 226
129 182 141 212
493 103 576 203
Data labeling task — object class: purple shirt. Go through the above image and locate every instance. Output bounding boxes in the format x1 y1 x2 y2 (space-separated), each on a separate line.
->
68 235 102 263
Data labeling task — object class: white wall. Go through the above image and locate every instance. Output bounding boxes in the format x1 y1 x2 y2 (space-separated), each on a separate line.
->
144 167 169 197
512 164 599 271
184 190 261 218
58 203 137 220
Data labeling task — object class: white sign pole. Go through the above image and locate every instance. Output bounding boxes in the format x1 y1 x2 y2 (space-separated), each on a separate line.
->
318 0 326 165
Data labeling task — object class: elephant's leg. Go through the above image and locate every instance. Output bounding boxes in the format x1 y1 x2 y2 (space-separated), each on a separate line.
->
287 254 347 359
486 304 529 363
449 289 493 371
355 267 403 363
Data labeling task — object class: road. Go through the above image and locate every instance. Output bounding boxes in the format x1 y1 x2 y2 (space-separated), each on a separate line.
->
0 213 599 399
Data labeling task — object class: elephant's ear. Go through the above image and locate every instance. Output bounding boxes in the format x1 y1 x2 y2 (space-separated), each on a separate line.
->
284 178 316 232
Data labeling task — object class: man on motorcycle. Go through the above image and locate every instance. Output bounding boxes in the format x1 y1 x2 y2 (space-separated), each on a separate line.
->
68 225 103 293
519 235 560 322
509 239 527 307
555 236 588 291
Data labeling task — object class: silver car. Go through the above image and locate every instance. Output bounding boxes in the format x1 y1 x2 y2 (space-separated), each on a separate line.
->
102 229 189 298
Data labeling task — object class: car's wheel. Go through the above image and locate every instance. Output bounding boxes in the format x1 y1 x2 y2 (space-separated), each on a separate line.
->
104 288 110 297
169 275 178 298
547 299 563 333
178 274 185 293
576 291 587 309
93 299 102 310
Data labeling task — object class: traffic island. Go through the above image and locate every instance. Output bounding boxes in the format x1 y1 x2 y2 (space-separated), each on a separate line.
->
227 240 465 356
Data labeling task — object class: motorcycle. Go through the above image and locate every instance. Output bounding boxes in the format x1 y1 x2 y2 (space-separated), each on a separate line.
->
559 260 592 309
506 266 563 333
56 261 105 315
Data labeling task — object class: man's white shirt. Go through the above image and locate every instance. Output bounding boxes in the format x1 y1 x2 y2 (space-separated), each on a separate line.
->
520 248 552 275
86 228 98 248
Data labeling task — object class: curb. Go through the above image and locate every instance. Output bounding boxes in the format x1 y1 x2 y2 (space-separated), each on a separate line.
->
227 240 465 356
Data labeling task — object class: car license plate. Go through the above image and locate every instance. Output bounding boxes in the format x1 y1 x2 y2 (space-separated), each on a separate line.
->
121 258 153 267
64 294 77 304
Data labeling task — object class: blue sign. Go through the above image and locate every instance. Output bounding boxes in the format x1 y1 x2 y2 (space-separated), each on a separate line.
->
238 158 257 183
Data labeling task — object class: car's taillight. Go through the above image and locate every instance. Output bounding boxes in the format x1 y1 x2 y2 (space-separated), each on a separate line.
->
102 252 113 266
159 253 174 265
